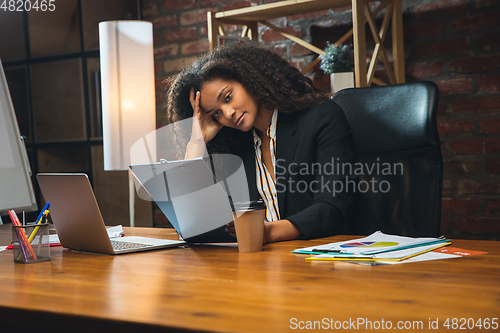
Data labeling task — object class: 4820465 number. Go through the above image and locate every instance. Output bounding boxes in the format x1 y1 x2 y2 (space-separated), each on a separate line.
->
1 0 55 11
443 318 498 330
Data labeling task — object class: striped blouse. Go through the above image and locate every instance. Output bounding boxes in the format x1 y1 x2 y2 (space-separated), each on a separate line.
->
253 109 280 222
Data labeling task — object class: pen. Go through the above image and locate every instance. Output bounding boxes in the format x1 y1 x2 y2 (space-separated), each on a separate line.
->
9 210 32 260
35 202 51 224
11 225 28 261
306 254 375 261
8 210 37 260
26 202 51 244
331 255 374 260
27 209 49 243
311 249 342 253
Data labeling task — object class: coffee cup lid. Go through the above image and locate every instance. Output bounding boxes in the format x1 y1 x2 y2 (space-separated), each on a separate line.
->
232 200 266 211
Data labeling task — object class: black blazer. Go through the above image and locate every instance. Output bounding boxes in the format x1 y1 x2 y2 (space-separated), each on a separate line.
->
239 99 375 239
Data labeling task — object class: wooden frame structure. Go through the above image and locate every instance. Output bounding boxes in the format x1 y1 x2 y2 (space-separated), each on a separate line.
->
208 0 405 87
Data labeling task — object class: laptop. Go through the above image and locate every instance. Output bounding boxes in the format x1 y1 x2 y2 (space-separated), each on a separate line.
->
130 156 249 243
36 173 186 254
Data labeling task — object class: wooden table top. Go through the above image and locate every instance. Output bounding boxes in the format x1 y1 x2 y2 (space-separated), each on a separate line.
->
0 224 499 333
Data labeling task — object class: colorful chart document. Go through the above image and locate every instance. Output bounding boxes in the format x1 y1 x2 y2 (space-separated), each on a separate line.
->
305 242 452 262
293 231 449 255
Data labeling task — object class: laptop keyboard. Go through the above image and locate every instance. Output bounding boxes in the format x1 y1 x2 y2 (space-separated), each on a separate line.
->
111 240 151 251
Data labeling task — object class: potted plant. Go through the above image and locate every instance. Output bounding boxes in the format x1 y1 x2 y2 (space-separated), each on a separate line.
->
320 43 355 93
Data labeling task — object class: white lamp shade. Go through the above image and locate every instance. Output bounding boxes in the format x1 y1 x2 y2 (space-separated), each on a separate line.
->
99 21 157 171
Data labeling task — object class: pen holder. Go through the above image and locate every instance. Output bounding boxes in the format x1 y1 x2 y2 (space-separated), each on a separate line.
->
11 223 50 264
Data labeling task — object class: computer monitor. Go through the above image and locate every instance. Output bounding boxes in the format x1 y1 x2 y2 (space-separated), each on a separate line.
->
0 59 37 216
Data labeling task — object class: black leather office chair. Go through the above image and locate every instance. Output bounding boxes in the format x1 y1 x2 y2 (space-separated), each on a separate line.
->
332 81 443 237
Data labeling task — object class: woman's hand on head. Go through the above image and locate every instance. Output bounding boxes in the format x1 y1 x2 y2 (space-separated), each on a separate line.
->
190 88 223 144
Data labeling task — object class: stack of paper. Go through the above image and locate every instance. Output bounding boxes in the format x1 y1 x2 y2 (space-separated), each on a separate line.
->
293 231 456 264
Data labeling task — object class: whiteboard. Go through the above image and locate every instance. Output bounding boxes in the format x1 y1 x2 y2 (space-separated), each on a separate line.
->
0 59 37 214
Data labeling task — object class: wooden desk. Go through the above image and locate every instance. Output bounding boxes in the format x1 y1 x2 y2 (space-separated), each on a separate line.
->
208 0 405 87
0 225 499 333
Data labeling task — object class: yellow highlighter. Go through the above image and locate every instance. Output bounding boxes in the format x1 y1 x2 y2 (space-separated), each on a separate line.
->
27 209 50 243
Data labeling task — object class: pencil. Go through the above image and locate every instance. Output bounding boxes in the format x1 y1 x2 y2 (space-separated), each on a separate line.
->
8 210 37 261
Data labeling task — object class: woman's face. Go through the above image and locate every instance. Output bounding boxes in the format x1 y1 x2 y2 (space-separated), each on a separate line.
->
198 79 260 132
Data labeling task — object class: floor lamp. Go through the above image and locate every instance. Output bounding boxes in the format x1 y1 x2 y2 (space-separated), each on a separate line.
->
99 21 156 227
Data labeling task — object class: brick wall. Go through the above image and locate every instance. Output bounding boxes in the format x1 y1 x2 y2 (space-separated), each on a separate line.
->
403 0 500 240
141 0 500 239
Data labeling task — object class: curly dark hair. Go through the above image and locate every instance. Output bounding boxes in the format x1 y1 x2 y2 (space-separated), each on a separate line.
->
165 41 328 156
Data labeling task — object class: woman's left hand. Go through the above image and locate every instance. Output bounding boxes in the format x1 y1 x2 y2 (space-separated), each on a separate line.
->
225 220 301 244
225 221 272 245
225 221 236 238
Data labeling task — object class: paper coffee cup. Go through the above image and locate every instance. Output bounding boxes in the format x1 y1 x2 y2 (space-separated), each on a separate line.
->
232 200 266 252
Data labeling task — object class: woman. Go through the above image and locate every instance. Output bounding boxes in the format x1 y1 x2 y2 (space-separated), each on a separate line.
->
166 41 371 244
